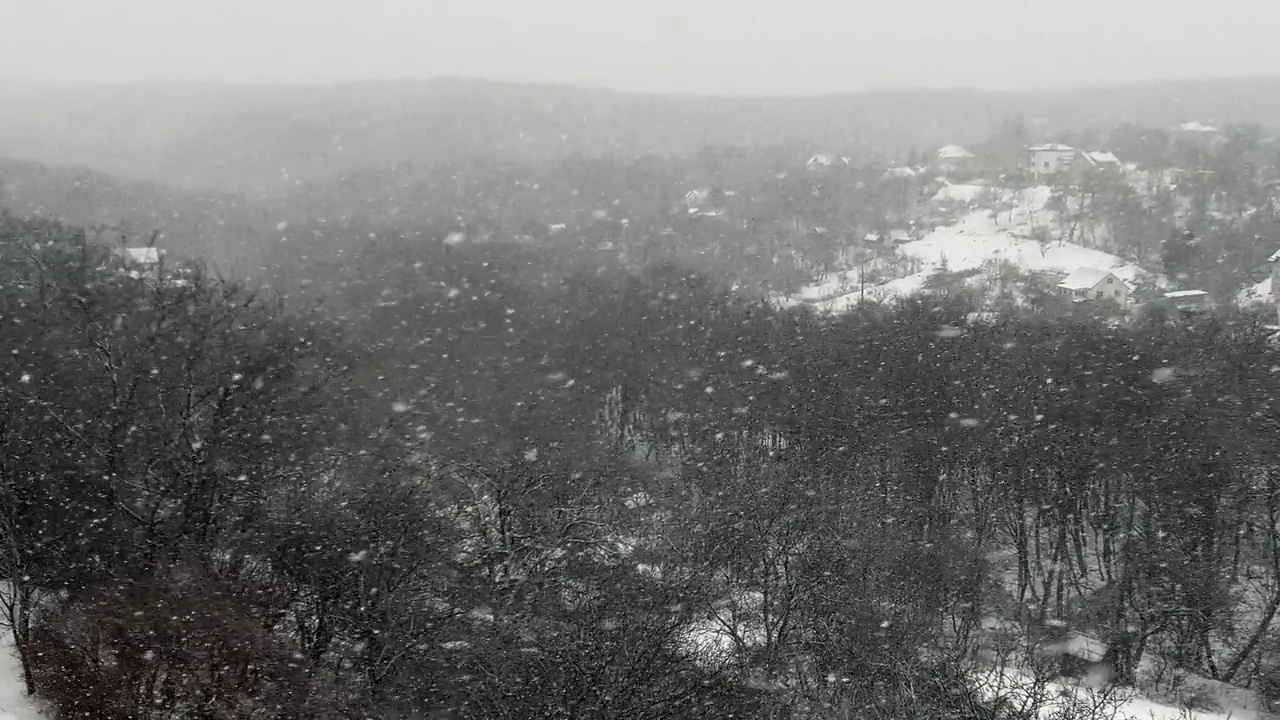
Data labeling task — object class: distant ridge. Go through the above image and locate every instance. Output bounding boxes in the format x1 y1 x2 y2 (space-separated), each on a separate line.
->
4 76 1280 195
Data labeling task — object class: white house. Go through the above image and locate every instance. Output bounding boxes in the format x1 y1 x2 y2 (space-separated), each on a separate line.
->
1029 143 1078 177
1162 289 1211 313
121 247 162 265
1057 267 1129 304
114 246 165 280
806 154 849 171
936 145 977 173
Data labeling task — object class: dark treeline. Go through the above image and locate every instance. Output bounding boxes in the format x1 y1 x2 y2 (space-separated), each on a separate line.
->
4 208 1280 718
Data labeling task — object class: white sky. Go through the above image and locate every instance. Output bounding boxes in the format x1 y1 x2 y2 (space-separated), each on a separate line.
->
3 0 1279 95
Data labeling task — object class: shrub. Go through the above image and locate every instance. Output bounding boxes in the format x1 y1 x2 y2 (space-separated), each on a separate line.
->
27 571 308 719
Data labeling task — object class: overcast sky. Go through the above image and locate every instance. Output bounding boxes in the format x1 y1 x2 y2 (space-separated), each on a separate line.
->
4 0 1279 96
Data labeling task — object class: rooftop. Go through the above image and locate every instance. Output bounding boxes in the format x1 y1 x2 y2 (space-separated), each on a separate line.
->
1057 266 1117 290
122 247 162 265
1084 151 1121 165
937 144 976 159
1029 142 1075 152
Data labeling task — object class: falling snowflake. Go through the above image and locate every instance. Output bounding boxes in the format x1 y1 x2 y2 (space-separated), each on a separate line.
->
19 373 31 384
391 401 410 413
523 448 538 462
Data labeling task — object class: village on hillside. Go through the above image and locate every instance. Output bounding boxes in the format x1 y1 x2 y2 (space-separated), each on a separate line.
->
690 119 1280 329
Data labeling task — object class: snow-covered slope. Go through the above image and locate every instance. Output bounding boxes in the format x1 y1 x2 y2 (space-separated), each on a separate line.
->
790 184 1155 313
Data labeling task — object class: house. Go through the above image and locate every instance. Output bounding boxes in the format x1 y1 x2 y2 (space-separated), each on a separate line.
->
684 188 711 206
121 247 162 265
1081 151 1122 171
887 228 913 244
806 154 849 171
884 166 919 179
1056 267 1129 304
935 145 977 174
1161 289 1211 313
684 187 729 216
1029 144 1123 182
1029 143 1077 177
116 246 164 280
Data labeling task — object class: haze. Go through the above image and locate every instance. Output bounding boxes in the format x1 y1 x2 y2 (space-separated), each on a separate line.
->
5 0 1280 95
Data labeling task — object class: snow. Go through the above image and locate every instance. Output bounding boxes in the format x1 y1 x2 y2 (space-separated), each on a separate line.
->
1238 276 1273 307
1058 267 1119 291
1029 142 1075 152
1164 290 1208 299
1179 121 1219 133
792 184 1151 313
0 632 47 720
978 667 1246 720
892 220 1142 285
977 661 1259 717
1084 151 1121 165
932 183 989 203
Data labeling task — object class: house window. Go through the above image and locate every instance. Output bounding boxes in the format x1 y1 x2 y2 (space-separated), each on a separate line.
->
1096 291 1104 299
1106 277 1114 284
1043 161 1050 170
1114 290 1121 297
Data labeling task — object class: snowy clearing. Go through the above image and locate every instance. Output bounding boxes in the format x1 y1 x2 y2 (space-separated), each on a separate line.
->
790 184 1154 313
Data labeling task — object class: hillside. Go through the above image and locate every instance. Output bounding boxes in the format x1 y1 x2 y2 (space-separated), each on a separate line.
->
0 158 269 270
6 77 1280 195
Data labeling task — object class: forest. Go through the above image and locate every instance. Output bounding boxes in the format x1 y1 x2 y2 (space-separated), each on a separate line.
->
4 200 1280 718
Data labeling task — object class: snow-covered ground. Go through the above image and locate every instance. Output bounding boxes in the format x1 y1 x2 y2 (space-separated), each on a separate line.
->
932 182 995 205
787 184 1155 314
1239 276 1273 308
977 665 1254 720
0 633 46 720
680 608 1260 719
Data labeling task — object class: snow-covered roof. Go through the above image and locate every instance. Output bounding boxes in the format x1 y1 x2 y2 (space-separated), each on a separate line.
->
1269 248 1280 262
1179 121 1219 133
1029 143 1075 153
1084 151 1121 165
937 144 976 159
123 247 161 265
1057 266 1118 290
1164 290 1208 299
888 229 912 242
